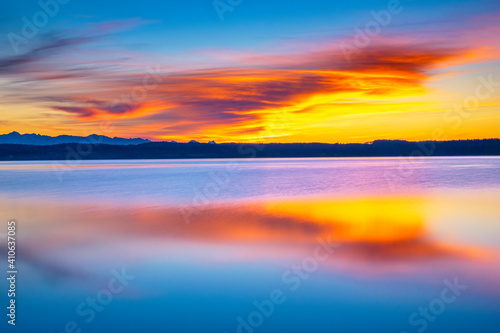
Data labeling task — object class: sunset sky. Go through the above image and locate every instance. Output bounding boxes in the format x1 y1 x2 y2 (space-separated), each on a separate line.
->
1 0 499 143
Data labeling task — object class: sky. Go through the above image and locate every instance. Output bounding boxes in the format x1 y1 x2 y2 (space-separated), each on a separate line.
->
1 0 499 143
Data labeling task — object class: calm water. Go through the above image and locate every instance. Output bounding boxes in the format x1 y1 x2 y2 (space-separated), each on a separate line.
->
1 157 500 333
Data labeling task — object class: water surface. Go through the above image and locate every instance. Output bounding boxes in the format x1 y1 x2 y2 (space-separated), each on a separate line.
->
1 157 499 333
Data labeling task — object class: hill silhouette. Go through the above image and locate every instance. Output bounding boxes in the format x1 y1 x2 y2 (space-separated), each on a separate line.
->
0 132 150 146
0 138 499 161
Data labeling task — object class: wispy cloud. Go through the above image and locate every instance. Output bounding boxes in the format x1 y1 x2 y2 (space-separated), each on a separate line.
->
1 14 499 142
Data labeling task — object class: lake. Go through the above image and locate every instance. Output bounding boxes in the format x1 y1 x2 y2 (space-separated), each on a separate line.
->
1 157 499 333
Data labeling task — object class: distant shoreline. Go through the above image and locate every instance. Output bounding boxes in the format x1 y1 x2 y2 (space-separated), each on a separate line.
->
1 139 500 161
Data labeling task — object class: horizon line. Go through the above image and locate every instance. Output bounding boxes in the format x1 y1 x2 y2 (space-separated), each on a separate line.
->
1 131 500 146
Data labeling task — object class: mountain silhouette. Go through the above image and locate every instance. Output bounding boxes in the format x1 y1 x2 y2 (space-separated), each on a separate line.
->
0 132 150 146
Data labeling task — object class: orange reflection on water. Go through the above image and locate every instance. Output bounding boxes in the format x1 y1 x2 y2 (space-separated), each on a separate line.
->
3 191 500 297
1 193 491 266
265 197 426 243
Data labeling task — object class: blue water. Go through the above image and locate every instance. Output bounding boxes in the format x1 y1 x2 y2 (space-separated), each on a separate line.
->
1 157 499 332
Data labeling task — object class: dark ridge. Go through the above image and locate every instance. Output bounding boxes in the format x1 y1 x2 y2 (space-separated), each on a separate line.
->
0 139 499 161
0 132 151 146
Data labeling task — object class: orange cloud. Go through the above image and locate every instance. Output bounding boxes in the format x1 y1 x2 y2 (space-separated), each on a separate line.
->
41 43 468 142
2 14 499 142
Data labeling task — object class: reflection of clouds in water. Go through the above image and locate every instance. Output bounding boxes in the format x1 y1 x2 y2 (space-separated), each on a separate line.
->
4 195 497 287
18 249 91 284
